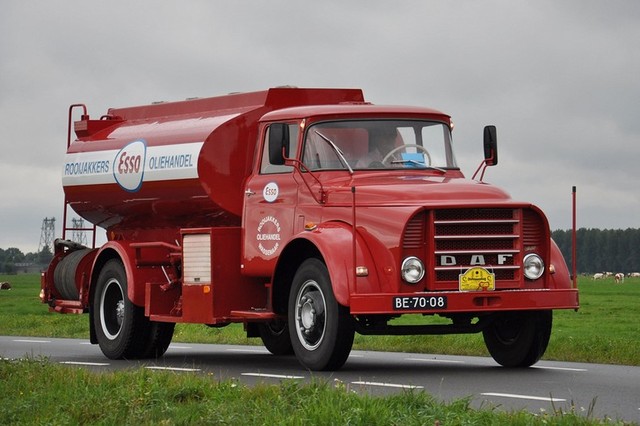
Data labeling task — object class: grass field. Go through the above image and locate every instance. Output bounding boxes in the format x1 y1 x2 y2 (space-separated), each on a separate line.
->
1 274 638 366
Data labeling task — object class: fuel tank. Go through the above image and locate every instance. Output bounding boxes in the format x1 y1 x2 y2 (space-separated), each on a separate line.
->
62 88 364 232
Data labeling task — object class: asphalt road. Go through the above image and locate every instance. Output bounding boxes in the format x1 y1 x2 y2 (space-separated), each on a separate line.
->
1 336 638 423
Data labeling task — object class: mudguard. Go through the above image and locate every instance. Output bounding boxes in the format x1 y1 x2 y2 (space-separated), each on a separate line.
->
289 221 390 306
549 238 574 290
92 241 168 307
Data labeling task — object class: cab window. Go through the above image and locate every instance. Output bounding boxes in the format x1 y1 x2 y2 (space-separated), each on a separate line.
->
260 124 299 174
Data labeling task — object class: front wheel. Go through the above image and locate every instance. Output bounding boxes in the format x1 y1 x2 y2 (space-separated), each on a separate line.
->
288 258 354 371
483 310 552 367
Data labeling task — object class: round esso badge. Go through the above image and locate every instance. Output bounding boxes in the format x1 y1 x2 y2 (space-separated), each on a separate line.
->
113 140 146 192
263 182 279 203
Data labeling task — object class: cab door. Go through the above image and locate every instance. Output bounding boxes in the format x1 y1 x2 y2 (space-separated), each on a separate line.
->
241 123 300 276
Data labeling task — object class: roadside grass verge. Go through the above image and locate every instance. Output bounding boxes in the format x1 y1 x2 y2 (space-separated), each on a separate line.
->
1 274 639 366
0 358 621 425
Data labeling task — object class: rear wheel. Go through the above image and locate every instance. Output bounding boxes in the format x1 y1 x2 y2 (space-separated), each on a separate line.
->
258 319 293 355
483 310 552 367
93 259 149 359
288 258 354 371
139 321 175 358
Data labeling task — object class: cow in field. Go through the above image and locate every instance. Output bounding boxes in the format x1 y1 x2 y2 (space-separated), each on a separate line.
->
593 273 604 280
614 273 625 283
0 282 11 290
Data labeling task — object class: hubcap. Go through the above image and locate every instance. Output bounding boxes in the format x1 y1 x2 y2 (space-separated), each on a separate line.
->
295 280 326 350
100 278 125 340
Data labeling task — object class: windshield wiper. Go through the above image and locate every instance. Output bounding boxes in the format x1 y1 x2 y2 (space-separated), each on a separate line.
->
314 130 354 174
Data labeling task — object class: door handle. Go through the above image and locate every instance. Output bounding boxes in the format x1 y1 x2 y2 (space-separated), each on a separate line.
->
245 189 256 197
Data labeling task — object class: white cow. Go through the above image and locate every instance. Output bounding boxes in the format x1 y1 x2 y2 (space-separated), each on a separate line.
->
614 273 625 283
593 273 604 280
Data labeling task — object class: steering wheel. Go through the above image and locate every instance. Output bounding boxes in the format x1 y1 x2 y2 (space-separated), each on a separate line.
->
382 144 432 166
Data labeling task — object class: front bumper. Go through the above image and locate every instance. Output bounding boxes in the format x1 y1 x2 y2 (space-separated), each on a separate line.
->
349 288 579 315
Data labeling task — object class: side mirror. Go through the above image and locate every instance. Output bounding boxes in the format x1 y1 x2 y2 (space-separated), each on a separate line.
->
483 125 498 166
268 123 290 166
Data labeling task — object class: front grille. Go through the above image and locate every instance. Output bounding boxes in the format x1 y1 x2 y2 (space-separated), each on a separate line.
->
403 209 525 290
403 216 425 249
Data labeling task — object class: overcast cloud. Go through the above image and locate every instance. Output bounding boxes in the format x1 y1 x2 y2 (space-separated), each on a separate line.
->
1 0 639 253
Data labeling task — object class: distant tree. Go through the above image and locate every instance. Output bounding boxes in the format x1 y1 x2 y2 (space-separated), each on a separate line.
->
38 245 53 265
3 262 16 275
4 247 25 263
553 228 640 274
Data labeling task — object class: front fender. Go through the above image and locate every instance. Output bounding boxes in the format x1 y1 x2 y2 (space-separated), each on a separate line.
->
548 238 574 290
293 222 389 306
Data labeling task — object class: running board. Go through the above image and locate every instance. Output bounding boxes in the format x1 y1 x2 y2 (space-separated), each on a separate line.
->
230 309 281 321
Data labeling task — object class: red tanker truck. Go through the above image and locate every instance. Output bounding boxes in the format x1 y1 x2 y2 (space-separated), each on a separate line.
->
41 87 578 370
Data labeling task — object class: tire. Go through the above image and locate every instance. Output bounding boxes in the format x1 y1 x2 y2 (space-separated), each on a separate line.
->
139 321 175 359
258 319 293 355
92 259 148 359
288 258 354 371
483 310 552 368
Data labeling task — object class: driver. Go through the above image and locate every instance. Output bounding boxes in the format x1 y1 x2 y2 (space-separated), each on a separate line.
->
357 128 399 168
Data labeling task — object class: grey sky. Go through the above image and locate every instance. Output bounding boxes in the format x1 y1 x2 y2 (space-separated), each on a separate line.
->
1 1 639 252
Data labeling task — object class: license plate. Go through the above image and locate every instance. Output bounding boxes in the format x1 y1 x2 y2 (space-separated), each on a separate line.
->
459 267 495 291
393 295 447 310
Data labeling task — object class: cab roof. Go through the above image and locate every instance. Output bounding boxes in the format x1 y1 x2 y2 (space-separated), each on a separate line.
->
261 103 451 124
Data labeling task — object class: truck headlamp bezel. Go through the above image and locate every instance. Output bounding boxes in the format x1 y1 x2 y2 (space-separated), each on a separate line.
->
523 253 544 280
401 256 425 284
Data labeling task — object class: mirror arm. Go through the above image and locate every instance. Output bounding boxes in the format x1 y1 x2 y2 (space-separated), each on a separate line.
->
285 156 327 204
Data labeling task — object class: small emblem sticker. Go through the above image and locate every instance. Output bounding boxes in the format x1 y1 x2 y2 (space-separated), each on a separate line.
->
459 267 495 291
257 215 281 256
263 182 279 203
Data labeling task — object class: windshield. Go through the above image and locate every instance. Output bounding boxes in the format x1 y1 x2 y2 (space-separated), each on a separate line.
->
302 120 457 171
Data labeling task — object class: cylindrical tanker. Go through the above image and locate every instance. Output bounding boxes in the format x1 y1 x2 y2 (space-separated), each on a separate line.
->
62 88 364 233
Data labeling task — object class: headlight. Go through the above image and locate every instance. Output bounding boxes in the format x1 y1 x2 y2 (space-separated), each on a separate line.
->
401 256 425 284
523 253 544 280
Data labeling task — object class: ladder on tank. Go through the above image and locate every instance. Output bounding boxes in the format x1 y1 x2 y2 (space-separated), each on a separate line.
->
61 104 97 249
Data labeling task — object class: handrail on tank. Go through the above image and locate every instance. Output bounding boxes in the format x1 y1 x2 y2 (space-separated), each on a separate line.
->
67 104 87 148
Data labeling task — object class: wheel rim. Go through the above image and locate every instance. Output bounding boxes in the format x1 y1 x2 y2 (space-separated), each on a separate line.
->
294 279 326 350
100 278 125 340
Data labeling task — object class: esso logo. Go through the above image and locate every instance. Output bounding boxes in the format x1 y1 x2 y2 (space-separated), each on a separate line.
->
114 140 146 192
118 152 142 174
263 182 279 203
